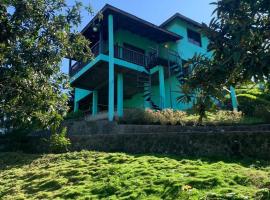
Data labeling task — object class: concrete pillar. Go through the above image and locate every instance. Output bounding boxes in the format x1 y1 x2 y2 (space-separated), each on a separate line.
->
74 101 79 112
108 14 114 121
230 86 238 111
159 66 166 109
92 90 98 116
117 73 123 117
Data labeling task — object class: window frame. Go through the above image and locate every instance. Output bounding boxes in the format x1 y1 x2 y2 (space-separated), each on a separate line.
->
187 28 202 47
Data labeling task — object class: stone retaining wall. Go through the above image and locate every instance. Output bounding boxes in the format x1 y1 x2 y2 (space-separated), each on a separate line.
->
61 120 270 159
69 131 270 159
63 119 270 135
3 120 270 159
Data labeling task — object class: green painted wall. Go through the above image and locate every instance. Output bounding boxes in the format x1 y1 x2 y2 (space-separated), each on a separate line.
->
163 19 211 59
122 18 208 111
115 29 158 54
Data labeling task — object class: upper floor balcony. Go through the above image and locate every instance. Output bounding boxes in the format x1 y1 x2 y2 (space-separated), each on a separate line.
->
69 41 150 77
68 4 182 79
69 40 183 78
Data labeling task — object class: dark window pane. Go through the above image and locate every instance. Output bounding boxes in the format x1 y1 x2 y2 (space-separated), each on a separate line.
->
187 29 202 47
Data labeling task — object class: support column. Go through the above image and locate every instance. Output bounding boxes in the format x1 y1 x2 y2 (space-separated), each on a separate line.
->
108 14 114 121
159 66 166 109
230 86 238 111
74 101 79 112
92 91 98 116
117 73 123 118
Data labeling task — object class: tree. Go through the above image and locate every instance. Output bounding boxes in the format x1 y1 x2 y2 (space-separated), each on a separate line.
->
179 0 270 122
207 0 270 84
0 0 93 133
178 55 225 124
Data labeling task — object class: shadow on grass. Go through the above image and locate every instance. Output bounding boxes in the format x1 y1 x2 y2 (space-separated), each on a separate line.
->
0 152 42 170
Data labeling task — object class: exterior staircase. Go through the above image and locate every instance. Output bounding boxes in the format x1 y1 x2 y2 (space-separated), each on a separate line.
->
168 52 185 84
137 67 160 110
136 49 185 110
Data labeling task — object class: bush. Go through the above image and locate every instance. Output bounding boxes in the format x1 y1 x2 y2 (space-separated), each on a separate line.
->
120 109 244 126
145 109 187 125
48 127 71 153
236 86 270 121
253 106 270 122
64 111 85 120
120 109 188 125
209 111 243 124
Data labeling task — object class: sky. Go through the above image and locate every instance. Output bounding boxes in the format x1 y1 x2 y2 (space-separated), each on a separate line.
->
62 0 215 74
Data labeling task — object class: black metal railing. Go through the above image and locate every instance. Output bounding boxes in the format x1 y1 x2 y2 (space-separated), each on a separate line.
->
114 45 148 67
69 41 182 77
69 41 108 77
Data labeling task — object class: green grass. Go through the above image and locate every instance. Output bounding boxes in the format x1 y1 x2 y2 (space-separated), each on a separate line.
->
0 151 270 200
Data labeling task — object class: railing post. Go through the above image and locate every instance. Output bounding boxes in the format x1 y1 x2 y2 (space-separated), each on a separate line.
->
99 26 103 54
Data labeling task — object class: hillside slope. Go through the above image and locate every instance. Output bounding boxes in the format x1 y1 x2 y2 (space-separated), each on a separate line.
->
0 151 269 199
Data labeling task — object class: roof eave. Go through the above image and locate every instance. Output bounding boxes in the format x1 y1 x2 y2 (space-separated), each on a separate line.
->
81 4 183 41
160 13 203 29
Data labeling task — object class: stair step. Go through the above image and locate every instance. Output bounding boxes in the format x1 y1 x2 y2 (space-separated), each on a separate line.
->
170 64 178 69
143 93 151 98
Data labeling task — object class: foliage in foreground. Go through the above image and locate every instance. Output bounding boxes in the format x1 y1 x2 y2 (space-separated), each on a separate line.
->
235 85 270 122
179 0 270 122
0 151 269 200
120 109 248 125
0 0 93 133
47 127 71 154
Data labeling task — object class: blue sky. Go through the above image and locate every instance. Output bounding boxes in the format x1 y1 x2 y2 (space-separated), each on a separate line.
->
62 0 215 73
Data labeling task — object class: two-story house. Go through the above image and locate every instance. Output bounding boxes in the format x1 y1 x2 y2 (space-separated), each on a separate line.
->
69 4 238 121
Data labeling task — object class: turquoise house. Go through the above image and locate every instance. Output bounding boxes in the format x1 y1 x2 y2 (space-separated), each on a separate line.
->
69 4 237 121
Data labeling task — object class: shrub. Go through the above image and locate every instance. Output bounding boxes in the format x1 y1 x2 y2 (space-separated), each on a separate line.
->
236 86 270 121
48 127 71 154
64 111 85 120
253 106 270 122
120 109 244 126
120 109 187 125
120 109 147 124
145 109 187 125
212 111 243 124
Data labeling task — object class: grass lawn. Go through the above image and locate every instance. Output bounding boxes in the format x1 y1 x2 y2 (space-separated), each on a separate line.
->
0 151 269 200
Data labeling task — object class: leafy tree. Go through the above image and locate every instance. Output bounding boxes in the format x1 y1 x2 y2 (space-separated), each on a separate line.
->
207 0 270 84
179 0 270 122
0 0 93 133
178 55 224 124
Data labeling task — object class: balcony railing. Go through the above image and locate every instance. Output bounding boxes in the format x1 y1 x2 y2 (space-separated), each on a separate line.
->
69 41 182 77
69 42 151 77
69 41 108 77
114 45 148 67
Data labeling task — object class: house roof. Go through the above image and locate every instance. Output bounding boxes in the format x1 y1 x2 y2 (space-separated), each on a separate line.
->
160 13 203 29
81 4 182 44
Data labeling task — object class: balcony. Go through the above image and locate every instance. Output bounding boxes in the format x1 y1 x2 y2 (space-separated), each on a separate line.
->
69 41 181 77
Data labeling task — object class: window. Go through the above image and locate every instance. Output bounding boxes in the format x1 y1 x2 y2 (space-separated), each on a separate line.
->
187 29 202 47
